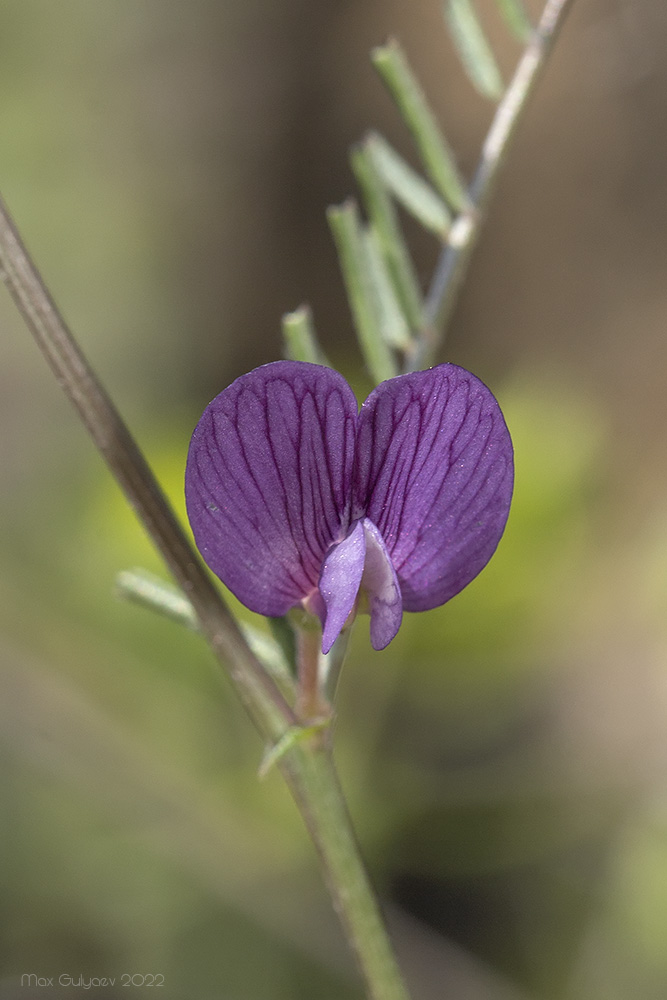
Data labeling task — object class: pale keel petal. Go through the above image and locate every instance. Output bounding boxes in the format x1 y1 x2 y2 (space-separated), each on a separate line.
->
361 519 403 650
319 521 366 654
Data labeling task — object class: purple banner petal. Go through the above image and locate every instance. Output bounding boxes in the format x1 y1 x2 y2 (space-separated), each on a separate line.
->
354 364 513 612
185 361 357 617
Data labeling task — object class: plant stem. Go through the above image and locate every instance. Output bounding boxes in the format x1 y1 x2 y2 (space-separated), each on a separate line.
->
410 0 575 371
285 742 410 1000
0 194 412 999
0 194 294 743
295 625 329 722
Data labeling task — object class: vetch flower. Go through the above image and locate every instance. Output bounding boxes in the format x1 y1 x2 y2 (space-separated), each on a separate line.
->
185 361 513 653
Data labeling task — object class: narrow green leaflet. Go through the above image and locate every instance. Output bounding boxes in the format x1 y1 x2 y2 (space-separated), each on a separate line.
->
116 568 199 630
495 0 532 42
258 721 330 779
116 568 295 692
372 40 468 212
442 0 504 100
327 200 397 384
362 225 412 351
282 304 328 365
350 144 423 333
366 132 451 239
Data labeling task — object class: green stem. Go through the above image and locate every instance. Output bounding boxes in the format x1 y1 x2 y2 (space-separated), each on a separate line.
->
412 0 574 369
284 741 410 1000
282 304 329 366
0 193 412 1000
0 193 294 743
296 625 329 722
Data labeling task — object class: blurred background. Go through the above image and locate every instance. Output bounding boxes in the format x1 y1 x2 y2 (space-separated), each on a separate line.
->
2 1 667 997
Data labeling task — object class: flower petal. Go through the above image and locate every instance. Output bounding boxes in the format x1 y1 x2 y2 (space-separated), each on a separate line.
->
361 519 403 650
354 364 513 611
319 520 366 654
185 361 358 617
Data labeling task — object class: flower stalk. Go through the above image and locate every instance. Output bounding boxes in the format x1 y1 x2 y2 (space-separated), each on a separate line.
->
295 623 330 723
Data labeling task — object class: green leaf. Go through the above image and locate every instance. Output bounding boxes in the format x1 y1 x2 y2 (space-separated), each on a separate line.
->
495 0 532 42
282 304 329 365
258 720 330 779
116 568 199 630
350 143 423 333
116 568 295 692
371 40 468 212
362 225 412 351
327 200 397 385
442 0 504 100
366 132 452 239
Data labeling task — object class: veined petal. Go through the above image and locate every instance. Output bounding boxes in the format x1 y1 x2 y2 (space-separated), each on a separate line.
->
185 361 357 617
360 519 403 650
354 364 513 612
319 520 366 654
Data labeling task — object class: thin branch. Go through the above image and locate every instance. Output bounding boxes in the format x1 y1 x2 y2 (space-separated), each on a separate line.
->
0 193 296 740
410 0 575 371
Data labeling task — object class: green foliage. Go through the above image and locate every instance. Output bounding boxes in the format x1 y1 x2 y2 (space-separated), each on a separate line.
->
327 200 398 384
371 40 469 212
364 132 452 239
442 0 504 100
283 0 535 382
350 143 423 334
282 305 328 366
361 226 413 351
495 0 533 41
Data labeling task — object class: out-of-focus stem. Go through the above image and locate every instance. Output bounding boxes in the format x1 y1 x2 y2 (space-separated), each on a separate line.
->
286 742 411 1000
0 193 295 742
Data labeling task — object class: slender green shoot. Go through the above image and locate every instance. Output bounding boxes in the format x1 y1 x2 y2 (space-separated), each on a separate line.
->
258 721 330 779
366 132 452 239
116 568 295 694
372 39 469 212
362 226 412 351
442 0 504 100
416 0 575 366
327 200 397 384
351 143 423 333
495 0 532 41
282 304 329 365
116 567 199 630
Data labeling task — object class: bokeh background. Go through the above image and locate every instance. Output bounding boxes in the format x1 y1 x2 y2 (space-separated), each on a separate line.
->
2 1 667 997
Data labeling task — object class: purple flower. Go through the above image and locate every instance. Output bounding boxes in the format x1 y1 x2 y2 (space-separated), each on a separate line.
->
185 361 513 653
